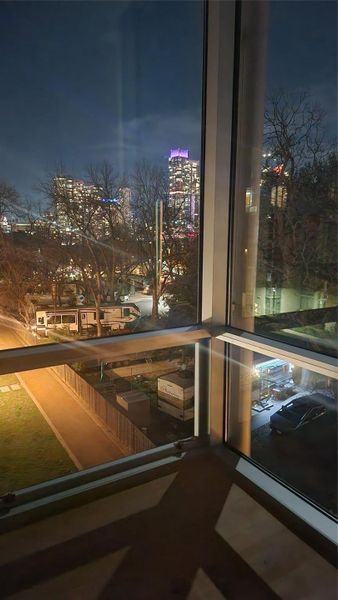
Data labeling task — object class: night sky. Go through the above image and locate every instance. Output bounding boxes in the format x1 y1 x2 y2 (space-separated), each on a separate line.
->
0 0 336 201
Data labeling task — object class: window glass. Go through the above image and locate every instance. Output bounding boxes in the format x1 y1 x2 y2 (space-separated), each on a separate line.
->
47 315 62 325
228 345 337 516
0 344 195 494
61 314 76 324
0 1 204 350
230 1 337 356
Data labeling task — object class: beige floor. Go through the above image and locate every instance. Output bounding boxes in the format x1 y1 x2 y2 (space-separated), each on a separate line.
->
0 451 335 599
216 484 337 599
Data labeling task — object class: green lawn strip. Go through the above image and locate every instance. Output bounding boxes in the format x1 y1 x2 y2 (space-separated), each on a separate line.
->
0 373 77 495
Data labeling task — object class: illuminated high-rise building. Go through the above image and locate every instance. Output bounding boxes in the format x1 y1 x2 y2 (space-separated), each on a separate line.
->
53 176 102 235
168 148 200 228
53 176 130 238
117 186 132 221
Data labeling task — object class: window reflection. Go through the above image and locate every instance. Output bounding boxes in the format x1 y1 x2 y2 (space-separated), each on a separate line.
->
228 345 337 516
0 1 204 350
231 1 337 356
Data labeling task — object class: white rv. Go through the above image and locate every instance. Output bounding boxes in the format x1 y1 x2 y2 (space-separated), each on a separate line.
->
79 305 140 331
35 309 78 336
34 304 140 337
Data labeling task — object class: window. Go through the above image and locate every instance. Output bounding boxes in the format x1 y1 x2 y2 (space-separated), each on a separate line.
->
61 314 76 324
0 0 207 511
47 315 62 325
0 0 204 351
230 0 337 358
95 311 105 321
0 343 199 495
222 0 337 519
227 345 337 516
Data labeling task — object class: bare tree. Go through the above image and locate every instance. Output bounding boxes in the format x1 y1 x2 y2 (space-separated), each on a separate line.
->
258 91 337 301
0 236 36 325
0 181 21 225
86 162 133 301
264 90 328 177
131 162 176 321
166 234 199 325
131 161 200 322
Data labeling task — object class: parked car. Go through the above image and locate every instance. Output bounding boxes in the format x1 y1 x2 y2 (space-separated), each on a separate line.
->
271 382 295 401
270 394 328 434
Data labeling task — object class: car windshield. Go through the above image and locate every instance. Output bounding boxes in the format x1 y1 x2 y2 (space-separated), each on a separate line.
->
279 407 304 421
281 397 324 419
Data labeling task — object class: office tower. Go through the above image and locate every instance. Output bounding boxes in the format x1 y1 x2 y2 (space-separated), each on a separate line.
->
168 148 200 229
53 176 101 233
117 186 132 221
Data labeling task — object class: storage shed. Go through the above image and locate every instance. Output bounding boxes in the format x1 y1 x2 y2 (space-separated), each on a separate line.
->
116 390 150 427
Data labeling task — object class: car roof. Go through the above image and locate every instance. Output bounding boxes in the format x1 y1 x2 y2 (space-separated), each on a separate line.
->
285 393 328 409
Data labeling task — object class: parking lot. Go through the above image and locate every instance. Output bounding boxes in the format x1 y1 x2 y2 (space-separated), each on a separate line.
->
248 357 337 515
251 404 337 516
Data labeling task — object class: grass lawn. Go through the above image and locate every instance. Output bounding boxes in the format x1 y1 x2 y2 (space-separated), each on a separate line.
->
0 373 77 495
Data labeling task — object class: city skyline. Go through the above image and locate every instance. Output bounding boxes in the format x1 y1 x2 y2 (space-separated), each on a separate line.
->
0 145 201 228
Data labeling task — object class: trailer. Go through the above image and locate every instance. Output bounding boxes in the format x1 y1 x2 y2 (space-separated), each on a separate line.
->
35 309 78 336
79 305 140 331
157 372 194 421
34 304 140 337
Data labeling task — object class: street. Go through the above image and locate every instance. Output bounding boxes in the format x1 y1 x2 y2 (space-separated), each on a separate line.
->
127 291 153 317
122 291 168 318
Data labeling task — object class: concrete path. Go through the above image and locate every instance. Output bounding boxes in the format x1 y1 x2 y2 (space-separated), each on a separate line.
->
0 322 124 469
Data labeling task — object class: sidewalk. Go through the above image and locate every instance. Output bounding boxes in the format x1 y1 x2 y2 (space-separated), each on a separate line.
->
0 323 124 469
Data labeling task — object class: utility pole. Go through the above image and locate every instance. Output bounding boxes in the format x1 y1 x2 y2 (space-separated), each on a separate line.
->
155 199 163 305
51 281 57 328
